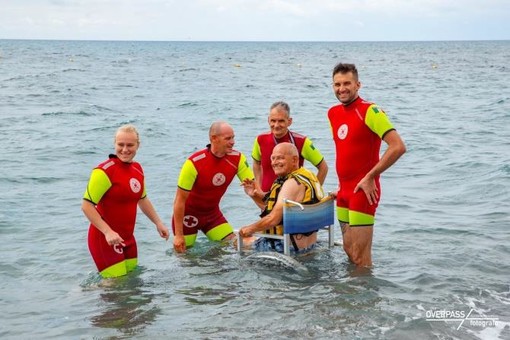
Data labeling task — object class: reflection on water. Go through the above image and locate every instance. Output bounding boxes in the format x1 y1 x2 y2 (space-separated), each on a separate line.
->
345 262 374 278
243 251 310 276
169 240 391 338
88 269 161 337
178 286 238 306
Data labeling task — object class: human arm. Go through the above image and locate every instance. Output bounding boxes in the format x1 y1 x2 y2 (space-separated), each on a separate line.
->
301 138 328 185
172 159 198 253
354 129 406 204
138 197 169 240
172 187 189 253
82 168 125 246
252 159 263 190
241 178 265 209
82 200 125 246
237 153 265 208
239 176 304 237
251 138 263 189
316 159 328 186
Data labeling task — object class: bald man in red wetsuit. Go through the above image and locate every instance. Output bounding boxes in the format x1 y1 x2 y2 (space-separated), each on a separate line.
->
172 121 257 253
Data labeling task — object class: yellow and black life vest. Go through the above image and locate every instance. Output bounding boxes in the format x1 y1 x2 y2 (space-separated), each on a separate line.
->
260 167 324 235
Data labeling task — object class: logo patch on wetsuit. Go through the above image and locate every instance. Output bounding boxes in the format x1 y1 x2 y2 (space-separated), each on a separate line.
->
212 173 226 186
113 244 124 254
183 215 199 228
129 178 142 193
337 124 348 140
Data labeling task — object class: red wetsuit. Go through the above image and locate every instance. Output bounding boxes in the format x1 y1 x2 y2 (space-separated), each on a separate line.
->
173 146 254 244
327 97 394 225
84 155 146 275
252 131 324 192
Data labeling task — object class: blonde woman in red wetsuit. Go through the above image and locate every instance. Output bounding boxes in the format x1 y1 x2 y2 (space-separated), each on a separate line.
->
328 63 406 267
82 124 169 278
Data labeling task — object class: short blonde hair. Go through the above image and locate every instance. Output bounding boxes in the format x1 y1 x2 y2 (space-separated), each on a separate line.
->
115 124 140 144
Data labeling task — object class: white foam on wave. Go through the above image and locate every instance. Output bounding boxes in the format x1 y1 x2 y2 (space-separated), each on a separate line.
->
244 251 309 274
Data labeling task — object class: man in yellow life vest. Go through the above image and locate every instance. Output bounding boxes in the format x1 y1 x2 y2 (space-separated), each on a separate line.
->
239 142 325 253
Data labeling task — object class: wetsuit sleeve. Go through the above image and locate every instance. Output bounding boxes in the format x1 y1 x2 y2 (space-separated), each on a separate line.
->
301 137 325 166
141 179 147 199
177 159 198 191
365 104 395 138
251 137 261 162
83 168 111 204
237 153 255 181
327 114 334 136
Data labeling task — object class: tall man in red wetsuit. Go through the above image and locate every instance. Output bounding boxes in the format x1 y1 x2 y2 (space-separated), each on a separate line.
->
252 101 328 193
328 63 406 267
172 121 256 253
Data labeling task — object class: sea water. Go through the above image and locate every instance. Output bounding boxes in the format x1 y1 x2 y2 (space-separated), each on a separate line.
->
0 40 509 339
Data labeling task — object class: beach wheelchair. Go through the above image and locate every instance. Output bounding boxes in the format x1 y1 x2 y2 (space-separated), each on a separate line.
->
237 194 335 255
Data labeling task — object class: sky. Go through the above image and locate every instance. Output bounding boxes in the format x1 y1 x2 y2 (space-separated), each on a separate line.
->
1 0 509 41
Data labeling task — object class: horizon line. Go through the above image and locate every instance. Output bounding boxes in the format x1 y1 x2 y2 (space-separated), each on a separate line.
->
1 38 509 43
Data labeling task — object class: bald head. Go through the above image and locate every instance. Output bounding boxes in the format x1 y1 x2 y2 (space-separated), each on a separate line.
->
209 121 235 157
209 121 232 139
271 142 299 177
273 142 298 157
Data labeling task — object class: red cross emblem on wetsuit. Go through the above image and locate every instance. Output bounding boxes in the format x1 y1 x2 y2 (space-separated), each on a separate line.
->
183 215 199 228
129 178 141 193
212 173 226 186
337 124 348 140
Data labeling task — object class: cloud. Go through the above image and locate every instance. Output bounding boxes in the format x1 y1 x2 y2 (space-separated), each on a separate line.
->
193 0 507 17
0 0 508 40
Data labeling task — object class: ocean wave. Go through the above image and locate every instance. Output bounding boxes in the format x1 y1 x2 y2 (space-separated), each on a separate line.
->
42 110 95 116
2 39 509 340
178 102 199 107
61 68 86 73
395 227 485 237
